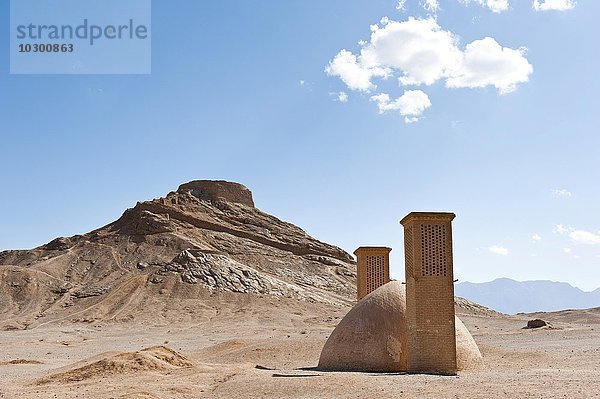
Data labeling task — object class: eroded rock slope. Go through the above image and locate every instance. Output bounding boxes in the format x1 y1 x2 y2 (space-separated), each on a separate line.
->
0 180 356 329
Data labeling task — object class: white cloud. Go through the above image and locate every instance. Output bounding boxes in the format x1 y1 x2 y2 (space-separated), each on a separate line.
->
459 0 510 13
446 37 533 94
569 230 600 245
338 91 349 102
370 90 432 122
422 0 440 13
360 18 463 87
554 224 600 245
532 234 542 241
326 49 383 92
553 189 572 197
553 224 572 235
326 17 532 109
563 247 572 253
533 0 576 11
396 0 407 11
489 245 509 255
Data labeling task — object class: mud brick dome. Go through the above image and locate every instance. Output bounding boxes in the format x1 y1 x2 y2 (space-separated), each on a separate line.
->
318 281 483 372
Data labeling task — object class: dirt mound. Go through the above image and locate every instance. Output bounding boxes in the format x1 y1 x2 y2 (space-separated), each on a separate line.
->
37 346 192 384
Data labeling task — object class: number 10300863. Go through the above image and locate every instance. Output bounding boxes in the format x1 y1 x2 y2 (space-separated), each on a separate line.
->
18 43 74 53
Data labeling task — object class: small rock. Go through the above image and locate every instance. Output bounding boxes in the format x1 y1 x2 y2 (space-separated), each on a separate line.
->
526 319 548 329
181 272 198 284
137 262 149 270
44 237 71 251
72 286 110 299
150 276 164 284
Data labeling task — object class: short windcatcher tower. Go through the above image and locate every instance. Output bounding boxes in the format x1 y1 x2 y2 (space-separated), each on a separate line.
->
354 247 391 300
400 212 457 375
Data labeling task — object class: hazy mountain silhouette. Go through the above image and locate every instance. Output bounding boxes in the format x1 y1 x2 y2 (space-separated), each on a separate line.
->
455 278 600 314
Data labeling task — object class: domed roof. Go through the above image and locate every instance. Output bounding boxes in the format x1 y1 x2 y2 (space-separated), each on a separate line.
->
318 281 408 372
455 316 483 370
318 281 482 372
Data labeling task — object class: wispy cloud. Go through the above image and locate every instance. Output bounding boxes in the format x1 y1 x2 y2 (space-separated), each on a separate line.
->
337 91 349 102
569 230 600 245
459 0 509 13
489 245 509 255
553 224 572 235
552 189 572 197
532 234 542 241
422 0 440 13
554 224 600 245
533 0 576 11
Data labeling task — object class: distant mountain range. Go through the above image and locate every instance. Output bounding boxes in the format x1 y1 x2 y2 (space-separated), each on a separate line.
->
455 278 600 314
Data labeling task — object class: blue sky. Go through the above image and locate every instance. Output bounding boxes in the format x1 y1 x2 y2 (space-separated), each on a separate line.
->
1 0 599 290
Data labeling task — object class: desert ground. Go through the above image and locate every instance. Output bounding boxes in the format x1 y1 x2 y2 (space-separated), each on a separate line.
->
1 293 599 399
1 182 599 398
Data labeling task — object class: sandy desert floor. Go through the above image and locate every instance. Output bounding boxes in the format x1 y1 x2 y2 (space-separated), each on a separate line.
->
1 297 599 399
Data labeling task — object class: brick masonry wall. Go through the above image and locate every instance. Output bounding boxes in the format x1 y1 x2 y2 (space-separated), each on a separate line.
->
411 278 457 373
402 214 457 375
354 247 391 300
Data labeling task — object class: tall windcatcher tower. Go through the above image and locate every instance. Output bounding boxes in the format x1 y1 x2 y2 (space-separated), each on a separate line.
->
354 247 391 300
400 212 457 375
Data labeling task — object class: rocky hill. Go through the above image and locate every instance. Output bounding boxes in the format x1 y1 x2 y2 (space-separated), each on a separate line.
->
0 180 357 330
